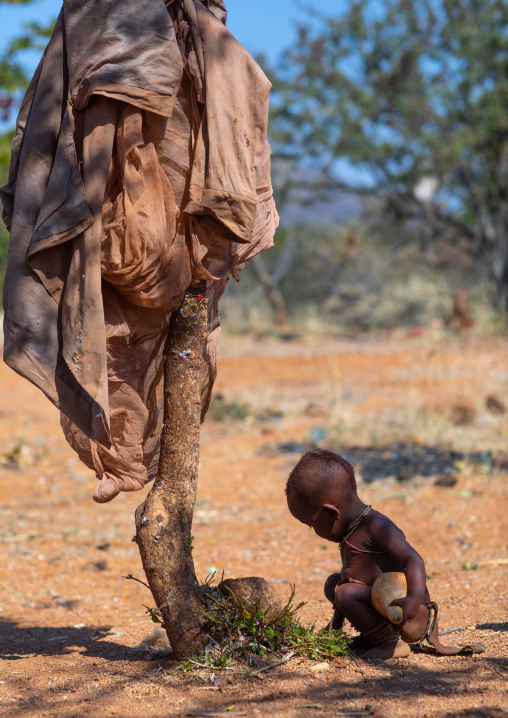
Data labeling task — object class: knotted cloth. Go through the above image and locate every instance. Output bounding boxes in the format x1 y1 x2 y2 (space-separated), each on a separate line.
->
1 0 278 502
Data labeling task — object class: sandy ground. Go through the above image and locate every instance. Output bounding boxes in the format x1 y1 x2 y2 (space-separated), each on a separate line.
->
0 330 507 718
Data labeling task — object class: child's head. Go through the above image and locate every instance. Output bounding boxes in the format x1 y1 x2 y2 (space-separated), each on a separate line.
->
285 450 358 540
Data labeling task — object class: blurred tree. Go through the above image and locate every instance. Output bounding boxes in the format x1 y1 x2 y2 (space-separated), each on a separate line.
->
0 133 11 292
0 0 55 294
0 0 54 121
268 0 508 313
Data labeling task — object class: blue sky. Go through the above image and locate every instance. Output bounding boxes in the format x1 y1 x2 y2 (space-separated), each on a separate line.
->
1 0 369 196
1 0 333 68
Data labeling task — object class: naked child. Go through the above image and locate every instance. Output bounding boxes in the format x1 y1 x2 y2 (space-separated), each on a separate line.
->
286 450 485 659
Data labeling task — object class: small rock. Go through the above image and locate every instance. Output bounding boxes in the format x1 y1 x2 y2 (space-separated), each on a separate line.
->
446 289 475 330
486 394 506 415
450 402 476 426
310 662 330 673
140 628 171 652
434 474 458 487
218 577 283 616
396 467 413 482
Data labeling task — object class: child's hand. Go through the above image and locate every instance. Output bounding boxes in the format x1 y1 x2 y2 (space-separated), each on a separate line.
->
389 596 421 624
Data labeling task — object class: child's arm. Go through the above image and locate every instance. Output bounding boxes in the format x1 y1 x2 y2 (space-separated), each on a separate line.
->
368 514 427 623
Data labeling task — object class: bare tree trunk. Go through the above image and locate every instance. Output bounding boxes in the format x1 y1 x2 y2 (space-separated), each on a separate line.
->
134 279 209 659
251 255 291 329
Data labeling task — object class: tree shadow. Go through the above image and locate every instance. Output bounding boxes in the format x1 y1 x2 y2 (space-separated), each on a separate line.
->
261 440 508 483
2 643 504 718
476 622 508 632
176 659 505 717
0 619 147 662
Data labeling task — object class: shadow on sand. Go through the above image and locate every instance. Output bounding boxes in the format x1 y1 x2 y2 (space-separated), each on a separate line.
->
0 618 147 662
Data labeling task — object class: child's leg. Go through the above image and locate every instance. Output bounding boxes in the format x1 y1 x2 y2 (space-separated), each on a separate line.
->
335 582 410 659
334 582 385 632
324 572 345 630
400 603 430 644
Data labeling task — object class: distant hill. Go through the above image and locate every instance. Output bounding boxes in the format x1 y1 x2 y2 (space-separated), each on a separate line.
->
279 188 364 226
272 162 366 226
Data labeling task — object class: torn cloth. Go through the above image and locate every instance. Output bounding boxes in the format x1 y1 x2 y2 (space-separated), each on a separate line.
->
1 0 278 502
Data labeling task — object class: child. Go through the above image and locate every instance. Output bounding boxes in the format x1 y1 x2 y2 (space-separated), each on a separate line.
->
286 449 485 659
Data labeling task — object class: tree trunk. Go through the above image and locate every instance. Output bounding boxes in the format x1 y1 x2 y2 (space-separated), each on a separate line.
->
251 256 291 329
135 279 209 659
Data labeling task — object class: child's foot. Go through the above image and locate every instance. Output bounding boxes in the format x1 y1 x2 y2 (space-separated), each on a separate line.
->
363 638 410 660
348 634 372 651
324 609 345 632
331 609 345 631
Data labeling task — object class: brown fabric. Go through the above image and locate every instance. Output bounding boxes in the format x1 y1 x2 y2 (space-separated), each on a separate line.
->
415 602 486 656
336 577 371 588
183 1 273 244
1 0 278 503
64 0 183 114
363 621 399 647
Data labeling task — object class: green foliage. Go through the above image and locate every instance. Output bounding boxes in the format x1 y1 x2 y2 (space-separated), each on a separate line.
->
207 394 252 422
6 20 54 54
0 220 8 297
2 438 27 468
0 15 54 105
144 605 166 628
142 578 349 673
0 3 55 300
223 215 500 332
180 583 349 672
0 56 27 93
0 132 13 173
269 0 508 310
0 131 13 296
0 0 55 125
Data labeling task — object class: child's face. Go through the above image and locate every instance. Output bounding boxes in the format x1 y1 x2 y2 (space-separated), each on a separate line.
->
288 496 342 543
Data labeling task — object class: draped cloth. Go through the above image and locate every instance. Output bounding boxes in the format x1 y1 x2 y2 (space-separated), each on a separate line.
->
1 0 278 502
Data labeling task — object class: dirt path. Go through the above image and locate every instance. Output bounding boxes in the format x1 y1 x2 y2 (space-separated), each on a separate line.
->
0 332 507 718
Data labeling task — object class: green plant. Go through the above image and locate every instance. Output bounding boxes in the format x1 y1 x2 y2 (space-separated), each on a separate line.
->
144 605 166 629
207 394 251 422
179 582 349 672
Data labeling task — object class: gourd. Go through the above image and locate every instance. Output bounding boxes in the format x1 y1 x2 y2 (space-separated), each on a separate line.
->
371 572 407 624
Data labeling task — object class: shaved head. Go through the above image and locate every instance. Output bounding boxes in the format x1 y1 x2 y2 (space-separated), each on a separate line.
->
285 449 357 512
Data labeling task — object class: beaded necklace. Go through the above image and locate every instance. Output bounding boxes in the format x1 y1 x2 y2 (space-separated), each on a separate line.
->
339 504 372 549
